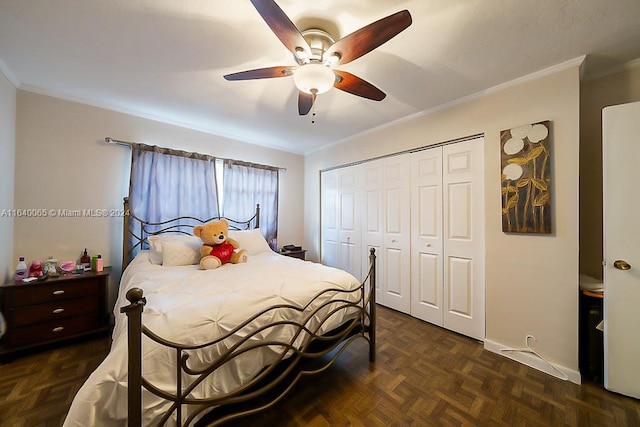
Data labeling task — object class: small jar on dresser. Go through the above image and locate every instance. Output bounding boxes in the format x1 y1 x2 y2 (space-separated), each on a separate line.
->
0 269 110 362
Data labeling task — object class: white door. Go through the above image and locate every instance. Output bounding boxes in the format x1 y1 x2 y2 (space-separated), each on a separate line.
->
337 166 362 278
410 147 444 324
409 137 485 340
320 169 339 268
442 138 485 340
382 154 412 314
362 159 385 304
603 101 640 399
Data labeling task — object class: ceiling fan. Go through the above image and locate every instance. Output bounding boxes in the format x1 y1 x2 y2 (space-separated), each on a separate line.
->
224 0 412 116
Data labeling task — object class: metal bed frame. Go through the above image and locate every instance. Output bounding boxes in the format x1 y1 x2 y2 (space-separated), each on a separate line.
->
118 198 376 426
121 197 260 271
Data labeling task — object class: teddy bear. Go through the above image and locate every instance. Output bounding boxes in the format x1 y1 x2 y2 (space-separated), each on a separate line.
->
193 219 248 270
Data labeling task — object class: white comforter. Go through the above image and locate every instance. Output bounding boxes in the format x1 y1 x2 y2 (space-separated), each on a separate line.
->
63 251 361 426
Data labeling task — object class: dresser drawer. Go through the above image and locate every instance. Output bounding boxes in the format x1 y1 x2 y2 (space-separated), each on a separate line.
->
7 278 101 307
4 313 105 349
9 296 101 327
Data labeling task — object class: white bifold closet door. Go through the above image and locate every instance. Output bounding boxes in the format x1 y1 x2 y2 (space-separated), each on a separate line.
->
361 155 411 313
321 136 484 340
320 165 362 279
410 147 443 324
382 154 412 313
410 137 485 340
362 159 385 305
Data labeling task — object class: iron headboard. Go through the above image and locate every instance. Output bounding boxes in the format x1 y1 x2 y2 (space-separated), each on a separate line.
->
121 197 260 270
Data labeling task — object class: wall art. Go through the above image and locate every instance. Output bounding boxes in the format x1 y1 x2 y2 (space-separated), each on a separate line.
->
501 120 551 234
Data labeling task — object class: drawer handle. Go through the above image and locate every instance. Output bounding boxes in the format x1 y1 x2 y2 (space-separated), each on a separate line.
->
53 308 65 314
53 290 65 295
52 327 64 333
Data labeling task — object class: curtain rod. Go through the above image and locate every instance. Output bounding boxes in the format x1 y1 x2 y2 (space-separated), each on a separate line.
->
105 137 131 147
105 137 286 172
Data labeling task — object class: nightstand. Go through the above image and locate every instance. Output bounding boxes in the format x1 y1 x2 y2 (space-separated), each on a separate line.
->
0 269 110 361
279 248 306 260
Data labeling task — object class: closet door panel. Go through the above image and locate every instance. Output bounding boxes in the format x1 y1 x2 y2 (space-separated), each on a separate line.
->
362 159 385 304
338 166 362 279
385 188 403 234
339 239 360 278
366 191 382 234
416 252 440 306
419 186 439 237
385 247 404 295
339 189 358 276
411 148 444 323
442 138 485 340
320 166 363 279
321 170 339 268
340 192 356 232
448 183 471 239
383 154 411 314
447 256 473 317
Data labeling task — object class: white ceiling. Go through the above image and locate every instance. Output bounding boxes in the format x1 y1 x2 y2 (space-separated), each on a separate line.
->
1 0 640 154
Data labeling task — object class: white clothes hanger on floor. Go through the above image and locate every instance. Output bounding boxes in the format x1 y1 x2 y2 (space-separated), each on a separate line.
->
501 335 569 381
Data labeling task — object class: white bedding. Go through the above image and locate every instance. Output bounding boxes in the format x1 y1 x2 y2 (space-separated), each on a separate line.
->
63 251 361 426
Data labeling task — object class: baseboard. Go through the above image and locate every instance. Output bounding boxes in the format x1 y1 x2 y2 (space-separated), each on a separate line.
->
484 339 581 384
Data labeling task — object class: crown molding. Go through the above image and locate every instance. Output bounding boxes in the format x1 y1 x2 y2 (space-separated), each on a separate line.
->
0 57 20 88
582 57 640 82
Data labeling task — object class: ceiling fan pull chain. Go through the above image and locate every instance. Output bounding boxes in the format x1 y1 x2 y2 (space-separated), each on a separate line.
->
311 92 317 124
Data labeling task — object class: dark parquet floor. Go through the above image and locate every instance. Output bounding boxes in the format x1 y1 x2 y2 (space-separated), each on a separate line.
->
1 306 638 426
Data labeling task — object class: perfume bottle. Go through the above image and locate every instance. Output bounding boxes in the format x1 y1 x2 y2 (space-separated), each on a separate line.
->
80 248 90 265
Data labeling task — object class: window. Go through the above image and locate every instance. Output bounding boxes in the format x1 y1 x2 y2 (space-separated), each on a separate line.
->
128 144 278 252
221 159 279 249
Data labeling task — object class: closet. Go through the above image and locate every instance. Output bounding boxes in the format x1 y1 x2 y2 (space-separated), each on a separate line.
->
321 136 485 340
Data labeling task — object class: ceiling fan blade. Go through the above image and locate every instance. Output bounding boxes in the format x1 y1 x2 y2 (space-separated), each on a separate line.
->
298 91 315 115
250 0 311 58
325 10 412 65
224 66 296 81
333 70 386 101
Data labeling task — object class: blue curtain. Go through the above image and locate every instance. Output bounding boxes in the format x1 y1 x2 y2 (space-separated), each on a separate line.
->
128 144 219 254
222 160 279 249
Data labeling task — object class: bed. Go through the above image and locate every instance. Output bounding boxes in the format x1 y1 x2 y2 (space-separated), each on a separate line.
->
63 199 376 426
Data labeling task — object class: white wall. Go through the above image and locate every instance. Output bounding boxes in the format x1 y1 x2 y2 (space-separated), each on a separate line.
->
14 91 305 309
0 71 16 282
304 65 581 377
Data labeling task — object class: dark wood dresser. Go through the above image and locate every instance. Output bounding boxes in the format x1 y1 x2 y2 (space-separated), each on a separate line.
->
0 269 110 361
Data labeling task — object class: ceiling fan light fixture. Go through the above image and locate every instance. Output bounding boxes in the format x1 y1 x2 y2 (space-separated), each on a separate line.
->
293 62 335 95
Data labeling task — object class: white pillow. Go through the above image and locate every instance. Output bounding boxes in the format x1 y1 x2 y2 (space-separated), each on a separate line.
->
161 239 202 266
147 234 201 265
228 228 272 255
